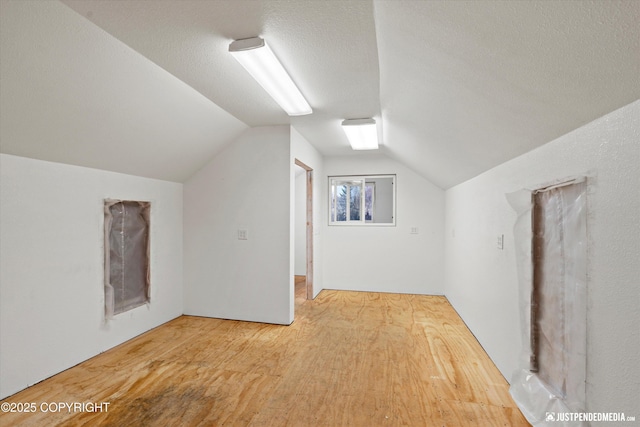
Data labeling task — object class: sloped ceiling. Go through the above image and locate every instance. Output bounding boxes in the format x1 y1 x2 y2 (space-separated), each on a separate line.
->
376 0 640 187
0 0 247 182
2 0 639 187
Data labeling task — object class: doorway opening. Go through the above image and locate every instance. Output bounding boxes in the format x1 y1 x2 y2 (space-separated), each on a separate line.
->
294 159 313 300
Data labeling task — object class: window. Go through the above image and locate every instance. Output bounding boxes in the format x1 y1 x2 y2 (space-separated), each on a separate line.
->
104 200 150 317
329 175 395 225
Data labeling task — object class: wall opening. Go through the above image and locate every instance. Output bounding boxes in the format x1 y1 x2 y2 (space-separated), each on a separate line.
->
104 200 150 318
509 178 588 425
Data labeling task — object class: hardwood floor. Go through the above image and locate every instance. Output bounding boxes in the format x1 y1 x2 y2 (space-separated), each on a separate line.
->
1 280 529 426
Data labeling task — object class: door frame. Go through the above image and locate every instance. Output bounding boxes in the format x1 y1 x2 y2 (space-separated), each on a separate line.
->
294 159 314 300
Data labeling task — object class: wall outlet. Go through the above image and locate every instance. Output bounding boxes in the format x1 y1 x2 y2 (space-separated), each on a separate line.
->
497 234 504 250
410 227 419 234
238 229 248 240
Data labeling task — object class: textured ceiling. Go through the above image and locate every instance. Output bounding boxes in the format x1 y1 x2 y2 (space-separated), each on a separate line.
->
2 0 639 187
61 0 382 157
0 0 247 182
375 0 640 187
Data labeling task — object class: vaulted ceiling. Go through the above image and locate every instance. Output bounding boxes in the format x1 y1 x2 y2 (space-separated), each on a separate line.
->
2 0 639 188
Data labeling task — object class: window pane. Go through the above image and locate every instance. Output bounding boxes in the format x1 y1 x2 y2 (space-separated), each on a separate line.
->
330 185 336 222
350 184 361 221
365 183 374 221
335 184 347 221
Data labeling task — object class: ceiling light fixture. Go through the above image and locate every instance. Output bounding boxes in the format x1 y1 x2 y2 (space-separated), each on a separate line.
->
341 118 379 150
229 37 312 116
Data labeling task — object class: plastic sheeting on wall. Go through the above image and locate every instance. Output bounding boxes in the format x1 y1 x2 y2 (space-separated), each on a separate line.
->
507 177 588 426
104 199 150 319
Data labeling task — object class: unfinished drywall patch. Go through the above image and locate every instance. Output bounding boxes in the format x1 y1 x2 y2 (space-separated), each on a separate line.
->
509 177 588 426
104 200 150 318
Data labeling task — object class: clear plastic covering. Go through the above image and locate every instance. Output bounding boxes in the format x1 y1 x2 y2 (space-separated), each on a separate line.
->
507 177 588 426
104 199 150 319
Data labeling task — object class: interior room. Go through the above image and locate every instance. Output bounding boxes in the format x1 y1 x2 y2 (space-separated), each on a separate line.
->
1 1 638 425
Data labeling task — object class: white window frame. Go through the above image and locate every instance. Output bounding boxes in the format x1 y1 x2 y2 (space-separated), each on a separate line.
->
328 175 395 226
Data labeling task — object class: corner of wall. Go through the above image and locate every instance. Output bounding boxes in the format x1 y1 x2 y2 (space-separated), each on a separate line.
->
183 125 293 325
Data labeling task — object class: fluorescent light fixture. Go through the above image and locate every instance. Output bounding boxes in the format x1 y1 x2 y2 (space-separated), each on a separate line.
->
341 118 379 150
229 37 312 116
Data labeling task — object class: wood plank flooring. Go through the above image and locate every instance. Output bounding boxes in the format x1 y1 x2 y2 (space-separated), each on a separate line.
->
1 280 529 426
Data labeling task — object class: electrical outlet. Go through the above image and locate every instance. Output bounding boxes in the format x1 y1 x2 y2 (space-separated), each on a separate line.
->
238 229 248 240
410 227 419 234
497 234 504 250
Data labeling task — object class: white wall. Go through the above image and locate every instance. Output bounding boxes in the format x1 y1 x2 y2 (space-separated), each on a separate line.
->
0 154 183 400
291 127 325 301
323 154 445 294
183 126 293 325
294 168 307 276
444 100 640 417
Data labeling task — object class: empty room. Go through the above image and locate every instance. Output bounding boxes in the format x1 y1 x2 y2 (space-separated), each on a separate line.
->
1 1 638 426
